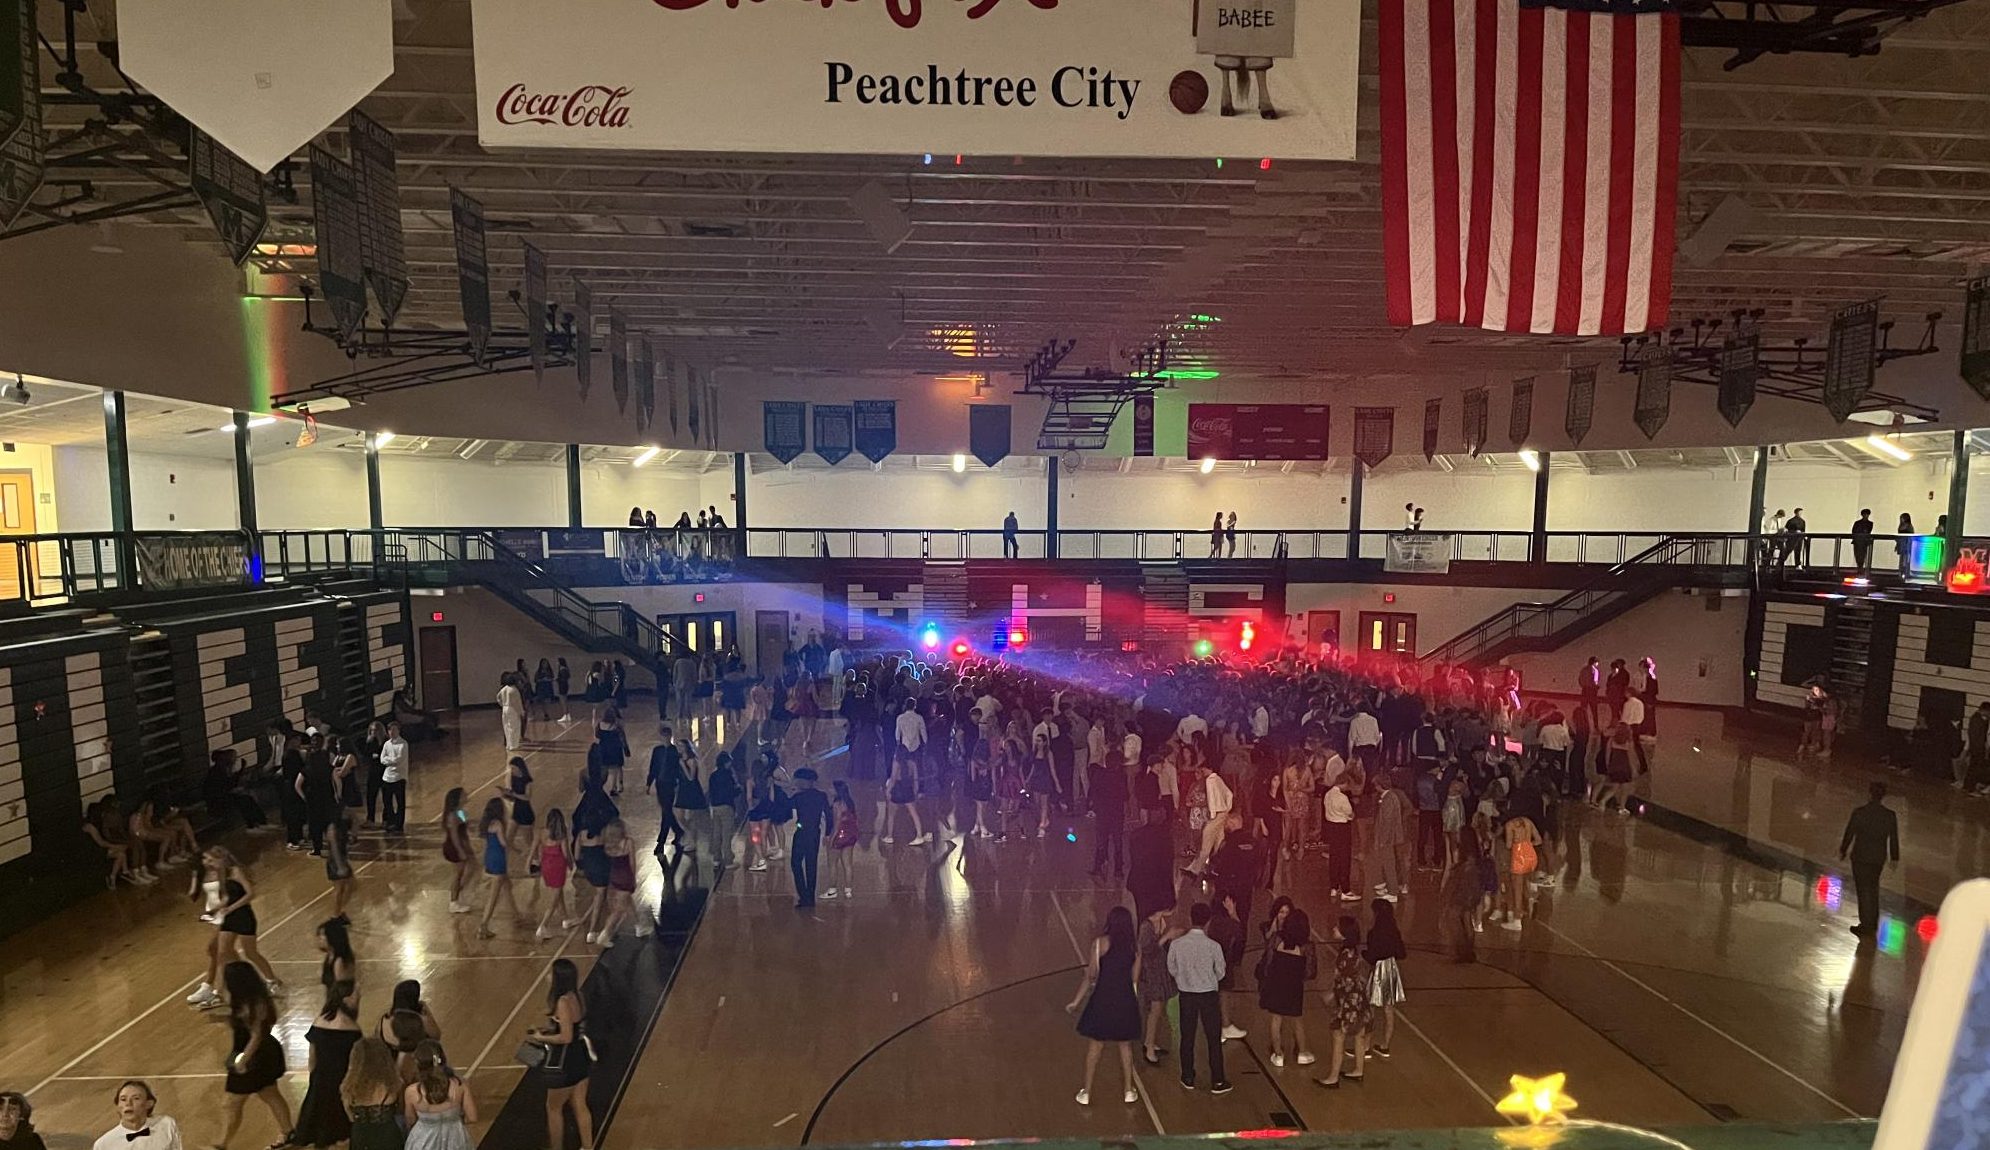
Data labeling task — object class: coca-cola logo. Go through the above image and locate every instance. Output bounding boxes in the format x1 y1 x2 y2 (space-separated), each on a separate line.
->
1190 416 1232 434
495 84 633 129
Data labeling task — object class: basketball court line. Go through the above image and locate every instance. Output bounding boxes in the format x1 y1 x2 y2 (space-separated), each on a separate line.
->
1391 1009 1506 1116
26 720 590 1099
1533 920 1861 1118
462 925 582 1077
1049 890 1169 1136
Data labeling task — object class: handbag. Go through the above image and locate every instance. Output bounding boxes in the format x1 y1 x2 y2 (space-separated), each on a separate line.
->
1511 839 1538 876
514 1041 549 1069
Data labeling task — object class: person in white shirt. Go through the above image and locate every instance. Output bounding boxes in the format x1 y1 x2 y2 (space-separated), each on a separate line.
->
890 703 932 846
1619 693 1649 776
1176 712 1209 744
1250 704 1270 742
1186 770 1234 875
1322 782 1357 900
1537 712 1574 796
1347 709 1382 767
377 721 410 833
1122 726 1143 772
95 1081 182 1150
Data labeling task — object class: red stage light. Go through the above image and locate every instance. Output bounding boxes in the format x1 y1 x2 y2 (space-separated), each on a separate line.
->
952 640 970 657
1008 628 1027 646
1814 875 1833 902
1918 915 1940 944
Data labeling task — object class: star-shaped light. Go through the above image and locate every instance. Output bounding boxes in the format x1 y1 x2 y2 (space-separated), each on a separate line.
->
1496 1072 1578 1126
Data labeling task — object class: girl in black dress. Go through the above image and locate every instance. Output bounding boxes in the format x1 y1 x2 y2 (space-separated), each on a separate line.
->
1065 906 1142 1107
1257 908 1316 1068
218 961 291 1150
525 958 593 1150
289 920 361 1146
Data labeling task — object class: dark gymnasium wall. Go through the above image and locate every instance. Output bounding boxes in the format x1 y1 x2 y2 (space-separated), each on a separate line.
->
1754 590 1990 734
0 589 410 936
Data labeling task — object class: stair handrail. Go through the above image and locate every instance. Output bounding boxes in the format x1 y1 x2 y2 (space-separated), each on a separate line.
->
1420 534 1707 667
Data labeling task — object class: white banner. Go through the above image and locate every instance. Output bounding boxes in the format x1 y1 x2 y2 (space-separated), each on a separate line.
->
1384 533 1452 575
470 0 1359 160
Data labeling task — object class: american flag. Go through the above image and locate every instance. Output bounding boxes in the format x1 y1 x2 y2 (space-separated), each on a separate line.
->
1379 0 1681 336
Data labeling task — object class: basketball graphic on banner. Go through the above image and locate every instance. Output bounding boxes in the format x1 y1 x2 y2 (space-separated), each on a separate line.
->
1170 70 1210 114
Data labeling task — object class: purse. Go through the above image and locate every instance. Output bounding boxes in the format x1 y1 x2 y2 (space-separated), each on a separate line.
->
514 1041 548 1069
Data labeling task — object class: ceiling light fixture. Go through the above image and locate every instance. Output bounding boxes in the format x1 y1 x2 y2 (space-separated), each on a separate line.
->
374 431 396 448
1519 449 1541 472
1865 434 1911 462
632 446 661 467
952 453 967 473
1199 457 1217 475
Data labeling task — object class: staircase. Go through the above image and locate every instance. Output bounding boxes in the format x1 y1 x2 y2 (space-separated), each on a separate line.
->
1141 562 1192 645
922 561 969 628
1420 536 1708 667
386 531 688 669
1828 597 1876 729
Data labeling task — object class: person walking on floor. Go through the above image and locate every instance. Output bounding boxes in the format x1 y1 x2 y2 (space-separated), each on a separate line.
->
1066 905 1143 1106
1089 746 1128 879
498 673 525 753
1839 782 1900 938
1372 772 1412 901
1166 902 1233 1094
1851 509 1874 573
1257 906 1316 1069
789 767 833 909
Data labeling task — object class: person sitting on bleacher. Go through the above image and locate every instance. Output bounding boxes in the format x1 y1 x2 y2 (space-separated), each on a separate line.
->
203 749 268 831
128 791 198 874
82 796 149 887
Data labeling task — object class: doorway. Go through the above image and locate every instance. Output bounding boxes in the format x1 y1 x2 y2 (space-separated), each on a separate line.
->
1358 612 1418 656
1305 609 1341 654
0 470 38 601
656 611 738 661
418 626 459 711
755 610 790 680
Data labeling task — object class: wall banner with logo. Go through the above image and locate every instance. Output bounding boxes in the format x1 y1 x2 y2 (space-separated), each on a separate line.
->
1508 377 1534 447
764 400 806 464
1132 394 1155 457
450 187 492 365
348 109 408 326
1384 533 1452 575
1423 398 1440 462
1823 299 1879 423
1461 388 1488 457
1187 404 1330 461
1718 329 1759 428
1352 407 1394 469
1564 364 1595 446
470 0 1358 161
608 309 629 414
310 145 368 344
813 404 853 466
854 399 898 464
523 241 548 385
189 128 267 266
572 279 594 400
970 404 1012 468
1965 277 1990 403
1635 346 1672 439
634 335 655 433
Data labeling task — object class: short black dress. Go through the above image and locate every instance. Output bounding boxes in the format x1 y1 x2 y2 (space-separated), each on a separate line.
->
217 879 257 936
225 1016 286 1095
1076 938 1141 1043
538 1010 592 1089
1257 946 1309 1018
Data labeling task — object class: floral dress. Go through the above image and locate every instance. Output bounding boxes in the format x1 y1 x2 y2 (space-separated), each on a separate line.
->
1330 944 1374 1034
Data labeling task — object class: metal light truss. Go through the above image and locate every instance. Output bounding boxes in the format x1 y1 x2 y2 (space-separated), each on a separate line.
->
1615 307 1943 419
1017 337 1175 452
1680 0 1974 70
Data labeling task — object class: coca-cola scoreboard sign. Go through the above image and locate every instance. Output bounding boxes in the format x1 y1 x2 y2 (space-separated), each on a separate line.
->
470 0 1359 160
1186 404 1329 462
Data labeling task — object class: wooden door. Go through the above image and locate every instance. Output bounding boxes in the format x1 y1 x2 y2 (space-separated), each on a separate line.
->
1306 609 1341 653
1358 612 1418 656
418 626 459 711
755 611 789 680
0 471 37 602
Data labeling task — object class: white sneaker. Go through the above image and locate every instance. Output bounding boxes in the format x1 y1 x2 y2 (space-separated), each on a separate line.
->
585 931 599 944
911 833 933 846
821 888 839 900
633 926 653 938
598 933 616 949
1222 1024 1247 1041
562 918 582 929
1296 1052 1317 1066
1380 893 1399 903
1123 1089 1139 1104
187 984 217 1005
843 887 853 898
535 927 555 940
767 849 785 861
132 868 157 884
448 901 471 914
1269 1052 1286 1068
748 861 769 872
267 979 286 995
881 837 896 846
1075 1089 1091 1106
1503 918 1524 931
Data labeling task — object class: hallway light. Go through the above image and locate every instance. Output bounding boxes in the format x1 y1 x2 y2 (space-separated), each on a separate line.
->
218 415 278 432
1519 449 1541 472
1199 457 1216 474
632 446 661 467
1864 434 1912 462
952 453 967 473
374 431 396 447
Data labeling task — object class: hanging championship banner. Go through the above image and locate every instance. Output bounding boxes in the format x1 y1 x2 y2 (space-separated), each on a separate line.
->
814 404 853 465
664 349 680 435
450 188 493 366
1564 364 1596 446
1965 277 1990 403
1823 299 1879 423
608 309 629 413
707 380 721 448
523 241 548 386
1422 398 1440 462
309 145 367 344
1384 533 1452 575
189 128 266 265
0 0 44 229
688 365 703 443
1718 329 1760 429
572 279 594 400
1635 346 1672 439
969 404 1012 468
470 0 1359 162
1187 404 1330 460
1132 394 1155 457
1462 388 1489 457
1352 407 1394 469
1508 377 1534 447
347 110 407 327
634 335 655 433
854 399 898 464
764 400 806 464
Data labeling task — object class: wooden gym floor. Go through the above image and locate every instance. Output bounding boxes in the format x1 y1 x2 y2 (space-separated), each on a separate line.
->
1 703 1930 1149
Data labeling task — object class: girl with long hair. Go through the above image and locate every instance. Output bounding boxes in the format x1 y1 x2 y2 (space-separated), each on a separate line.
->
591 819 652 947
584 661 607 728
402 1041 475 1150
477 796 522 940
218 961 291 1149
596 705 628 797
527 958 592 1150
1365 899 1409 1057
826 780 860 900
1136 905 1180 1066
533 808 573 940
441 787 475 914
502 755 536 858
187 846 281 1008
534 658 558 726
671 739 708 858
290 959 360 1148
1065 905 1141 1106
339 1035 403 1150
1313 916 1372 1089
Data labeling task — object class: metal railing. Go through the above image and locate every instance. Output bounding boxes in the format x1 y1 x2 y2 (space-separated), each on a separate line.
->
0 530 262 606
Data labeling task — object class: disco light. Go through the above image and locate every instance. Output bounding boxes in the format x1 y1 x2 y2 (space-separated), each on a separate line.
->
1194 639 1214 657
920 623 941 650
951 640 971 658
